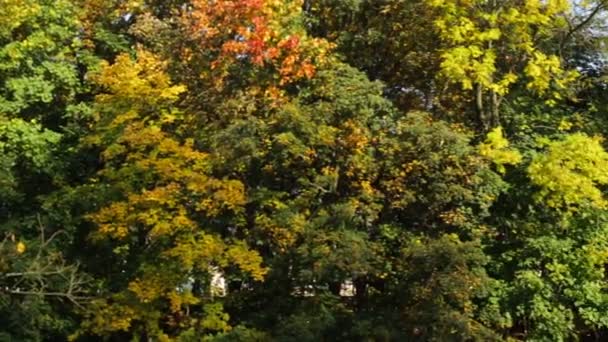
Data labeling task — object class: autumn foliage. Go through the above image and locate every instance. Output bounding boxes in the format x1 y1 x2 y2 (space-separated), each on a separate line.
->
3 0 608 341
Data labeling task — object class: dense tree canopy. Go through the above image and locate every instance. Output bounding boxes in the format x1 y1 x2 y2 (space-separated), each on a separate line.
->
3 0 608 341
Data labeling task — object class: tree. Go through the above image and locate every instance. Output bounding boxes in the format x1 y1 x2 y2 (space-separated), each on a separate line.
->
72 50 266 339
0 1 93 340
304 0 442 111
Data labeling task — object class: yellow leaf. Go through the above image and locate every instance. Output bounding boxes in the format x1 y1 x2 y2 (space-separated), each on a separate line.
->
16 242 26 254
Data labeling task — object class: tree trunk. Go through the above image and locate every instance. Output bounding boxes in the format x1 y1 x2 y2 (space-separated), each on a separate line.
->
490 89 500 128
476 83 489 132
353 277 367 309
